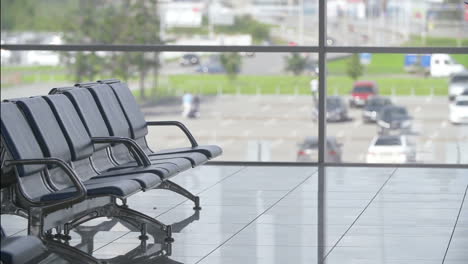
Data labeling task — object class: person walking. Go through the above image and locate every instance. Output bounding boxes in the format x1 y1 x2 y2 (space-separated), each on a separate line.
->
182 91 193 118
190 94 201 118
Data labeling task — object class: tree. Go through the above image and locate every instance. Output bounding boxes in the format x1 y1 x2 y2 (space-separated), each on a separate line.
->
62 0 161 99
347 54 364 80
220 53 242 81
284 53 308 76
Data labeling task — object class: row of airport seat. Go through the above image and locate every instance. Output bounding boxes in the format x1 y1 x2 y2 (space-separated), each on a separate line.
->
0 79 222 264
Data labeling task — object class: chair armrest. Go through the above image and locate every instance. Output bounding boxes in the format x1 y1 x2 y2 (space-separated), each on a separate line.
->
146 121 199 148
3 158 87 212
91 136 151 167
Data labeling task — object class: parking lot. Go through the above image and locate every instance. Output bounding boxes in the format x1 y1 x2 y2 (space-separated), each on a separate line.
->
144 95 468 164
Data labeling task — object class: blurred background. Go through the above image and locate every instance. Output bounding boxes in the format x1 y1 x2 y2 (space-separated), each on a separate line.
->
2 0 468 164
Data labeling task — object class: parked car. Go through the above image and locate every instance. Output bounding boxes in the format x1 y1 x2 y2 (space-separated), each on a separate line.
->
180 54 200 66
326 96 349 122
448 71 468 101
430 54 465 78
240 52 255 57
366 135 416 163
362 97 392 123
377 105 412 132
196 63 226 74
349 81 378 107
449 95 468 124
297 136 342 162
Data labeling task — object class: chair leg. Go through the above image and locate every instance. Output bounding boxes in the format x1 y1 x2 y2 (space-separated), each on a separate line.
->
115 206 174 243
156 180 201 210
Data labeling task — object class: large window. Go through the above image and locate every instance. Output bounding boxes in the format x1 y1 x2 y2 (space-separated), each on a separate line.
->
2 0 467 165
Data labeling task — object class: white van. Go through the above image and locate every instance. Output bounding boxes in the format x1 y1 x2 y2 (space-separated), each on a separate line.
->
430 54 465 77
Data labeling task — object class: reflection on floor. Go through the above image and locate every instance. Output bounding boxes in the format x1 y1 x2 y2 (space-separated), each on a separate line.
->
1 166 467 264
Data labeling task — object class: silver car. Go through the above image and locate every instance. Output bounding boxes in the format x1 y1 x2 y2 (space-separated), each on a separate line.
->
297 136 343 162
449 72 468 101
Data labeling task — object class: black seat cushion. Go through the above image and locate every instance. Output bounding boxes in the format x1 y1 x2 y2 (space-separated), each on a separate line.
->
114 156 193 172
153 145 222 159
103 163 180 180
148 152 208 167
90 172 162 189
40 179 141 202
1 235 47 264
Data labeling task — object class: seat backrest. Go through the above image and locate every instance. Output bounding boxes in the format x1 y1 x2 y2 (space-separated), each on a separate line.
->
81 82 132 139
43 94 95 162
99 79 148 140
13 97 84 189
0 102 46 177
0 102 56 200
50 87 111 147
14 97 72 163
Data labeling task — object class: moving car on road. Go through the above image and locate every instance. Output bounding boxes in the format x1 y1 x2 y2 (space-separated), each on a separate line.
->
377 105 412 133
297 136 342 162
180 54 200 66
366 135 416 163
448 71 468 101
362 97 392 123
449 95 468 124
349 81 378 107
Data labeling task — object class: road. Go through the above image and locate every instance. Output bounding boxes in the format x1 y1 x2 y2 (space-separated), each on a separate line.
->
143 95 468 164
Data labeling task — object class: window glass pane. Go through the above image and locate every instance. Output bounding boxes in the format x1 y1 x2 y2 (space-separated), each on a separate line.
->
327 1 468 47
326 53 468 164
1 0 318 46
1 51 319 162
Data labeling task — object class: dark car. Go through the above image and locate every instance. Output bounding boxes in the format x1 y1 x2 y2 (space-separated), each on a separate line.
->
349 81 378 107
362 97 392 123
377 105 412 132
297 136 342 162
326 96 349 122
180 54 200 66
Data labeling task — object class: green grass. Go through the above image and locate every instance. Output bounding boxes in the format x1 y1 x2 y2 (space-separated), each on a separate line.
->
143 74 449 97
328 54 407 75
0 65 65 72
404 36 468 47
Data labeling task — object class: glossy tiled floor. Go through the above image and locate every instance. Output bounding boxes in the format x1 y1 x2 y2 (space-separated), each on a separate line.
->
1 166 467 264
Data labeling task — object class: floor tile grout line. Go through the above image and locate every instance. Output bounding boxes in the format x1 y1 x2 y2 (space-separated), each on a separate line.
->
151 166 248 219
194 168 318 264
324 167 398 259
91 166 247 253
442 183 468 264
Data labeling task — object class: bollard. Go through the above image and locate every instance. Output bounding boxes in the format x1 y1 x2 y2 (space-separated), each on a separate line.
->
411 87 415 96
276 85 280 95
